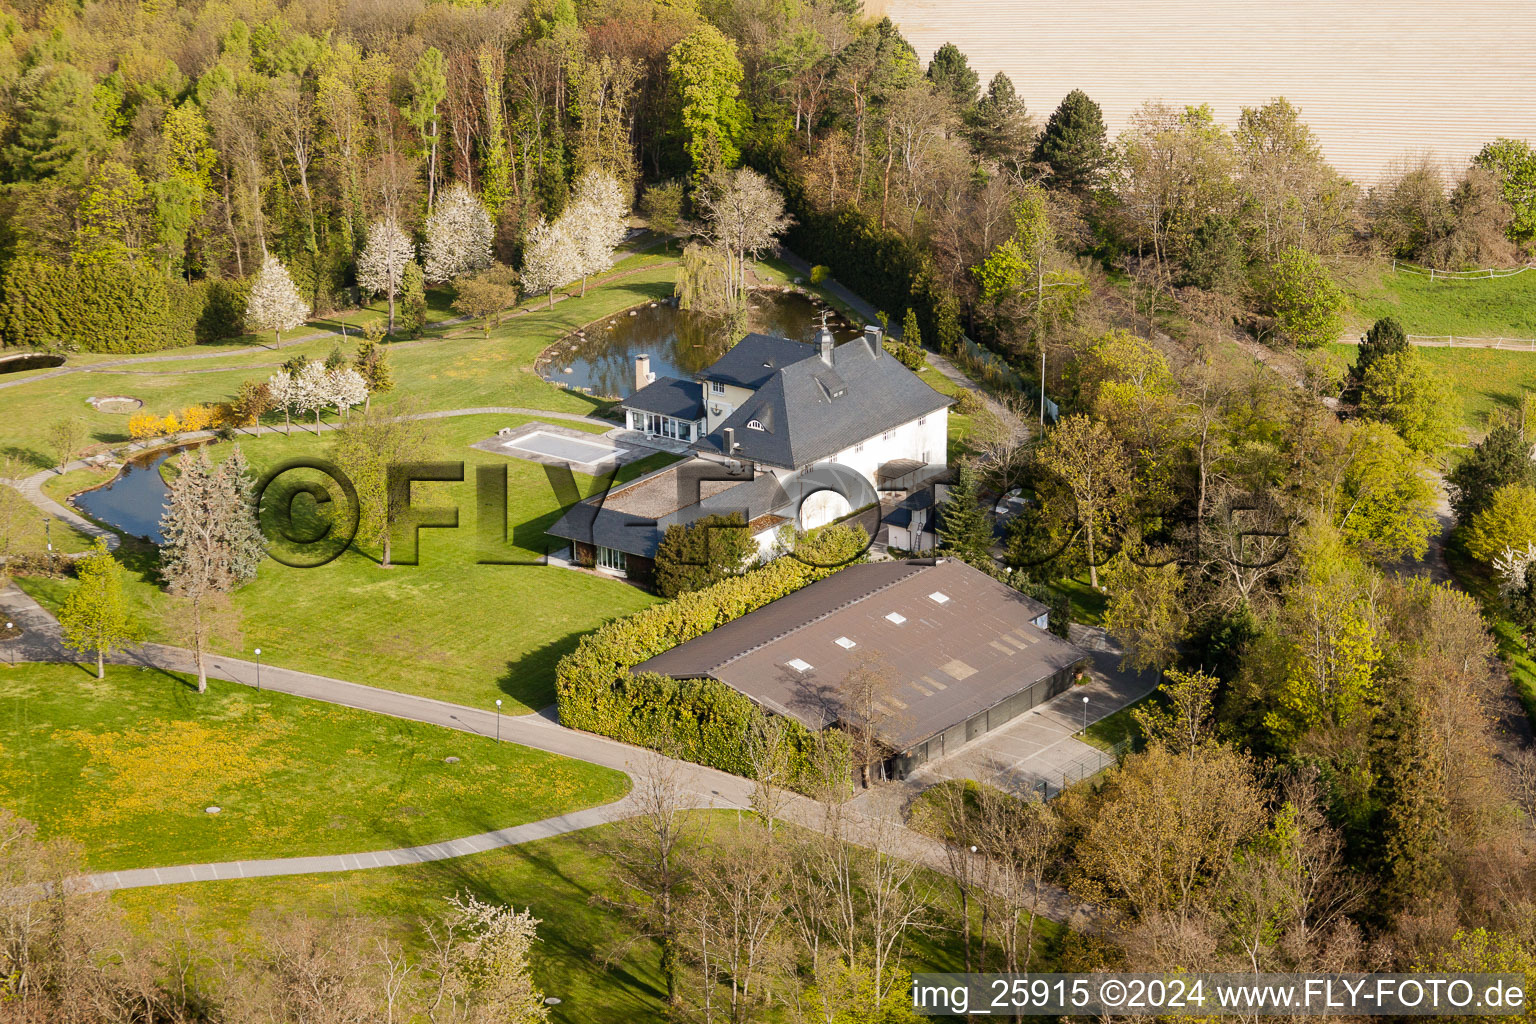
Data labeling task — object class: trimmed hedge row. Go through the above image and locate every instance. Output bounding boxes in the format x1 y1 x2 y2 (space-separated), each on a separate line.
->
772 169 959 359
0 261 248 352
556 542 859 788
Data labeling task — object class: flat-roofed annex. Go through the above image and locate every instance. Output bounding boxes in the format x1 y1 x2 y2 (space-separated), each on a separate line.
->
634 558 1090 751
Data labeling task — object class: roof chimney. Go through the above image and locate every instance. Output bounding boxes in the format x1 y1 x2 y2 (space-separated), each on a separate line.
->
723 426 737 453
818 326 834 366
634 353 654 393
864 324 883 358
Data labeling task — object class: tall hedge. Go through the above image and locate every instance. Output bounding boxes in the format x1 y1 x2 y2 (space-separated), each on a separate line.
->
1 260 248 352
771 168 953 355
556 533 863 788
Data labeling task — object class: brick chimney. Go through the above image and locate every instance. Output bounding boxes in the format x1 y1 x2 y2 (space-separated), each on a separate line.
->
634 353 654 392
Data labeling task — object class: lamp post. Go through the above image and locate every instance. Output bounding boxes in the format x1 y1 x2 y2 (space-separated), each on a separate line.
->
254 648 262 692
1081 695 1089 736
4 622 12 666
45 519 52 552
495 699 502 743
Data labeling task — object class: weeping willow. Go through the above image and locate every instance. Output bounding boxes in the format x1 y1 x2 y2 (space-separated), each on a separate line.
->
675 241 748 342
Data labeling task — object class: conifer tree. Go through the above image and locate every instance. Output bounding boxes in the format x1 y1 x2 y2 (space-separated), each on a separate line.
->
1032 89 1109 191
938 462 994 565
159 446 263 692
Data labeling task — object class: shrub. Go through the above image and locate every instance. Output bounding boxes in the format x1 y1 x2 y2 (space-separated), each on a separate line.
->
654 512 756 598
556 525 866 788
127 412 162 440
890 340 925 371
178 405 212 432
1262 247 1345 348
954 389 984 416
809 264 830 285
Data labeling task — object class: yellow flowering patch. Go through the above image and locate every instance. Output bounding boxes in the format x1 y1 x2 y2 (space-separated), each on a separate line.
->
54 717 287 828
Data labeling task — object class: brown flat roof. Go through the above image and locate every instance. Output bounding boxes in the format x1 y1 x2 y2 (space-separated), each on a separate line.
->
634 559 1089 750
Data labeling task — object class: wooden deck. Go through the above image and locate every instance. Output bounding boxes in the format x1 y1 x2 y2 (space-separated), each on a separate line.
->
869 0 1536 181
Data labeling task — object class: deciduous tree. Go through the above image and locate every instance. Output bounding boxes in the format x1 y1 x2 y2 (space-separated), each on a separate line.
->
421 181 494 283
59 538 137 678
245 254 311 346
357 216 415 333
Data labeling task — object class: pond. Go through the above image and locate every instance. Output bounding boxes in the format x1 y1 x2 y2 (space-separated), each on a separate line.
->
72 449 182 544
0 352 65 374
539 289 864 399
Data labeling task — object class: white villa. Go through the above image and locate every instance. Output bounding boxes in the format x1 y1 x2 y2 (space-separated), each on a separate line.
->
550 324 953 585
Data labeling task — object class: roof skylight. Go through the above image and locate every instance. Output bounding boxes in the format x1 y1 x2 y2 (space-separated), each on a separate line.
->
928 591 950 604
786 658 813 673
885 612 907 624
834 636 857 649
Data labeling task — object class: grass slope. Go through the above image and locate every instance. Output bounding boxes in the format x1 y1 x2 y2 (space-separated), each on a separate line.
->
1341 265 1536 339
17 414 666 712
0 663 628 871
1327 342 1536 432
111 811 1003 1024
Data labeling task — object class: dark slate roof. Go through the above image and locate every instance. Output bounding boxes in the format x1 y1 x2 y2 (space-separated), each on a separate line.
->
698 333 817 390
620 376 704 420
546 459 790 558
691 336 954 470
633 558 1087 750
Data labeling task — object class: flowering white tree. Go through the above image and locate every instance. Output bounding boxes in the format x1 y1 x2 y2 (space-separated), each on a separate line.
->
1495 542 1536 597
422 182 494 283
357 217 416 333
266 371 299 436
246 254 311 346
326 366 369 420
291 360 331 431
565 170 628 296
520 216 581 309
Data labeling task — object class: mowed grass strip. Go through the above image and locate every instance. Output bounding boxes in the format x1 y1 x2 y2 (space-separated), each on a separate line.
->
16 414 668 711
0 663 629 872
1341 264 1536 339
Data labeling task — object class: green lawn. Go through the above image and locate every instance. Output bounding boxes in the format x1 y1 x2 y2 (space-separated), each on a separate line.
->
1340 264 1536 339
16 414 668 712
1054 574 1107 626
0 663 628 872
1327 342 1536 433
917 364 993 462
1082 695 1148 752
110 810 1017 1024
0 254 677 469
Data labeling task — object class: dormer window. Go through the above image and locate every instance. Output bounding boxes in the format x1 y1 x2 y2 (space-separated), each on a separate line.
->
747 419 765 431
710 380 725 394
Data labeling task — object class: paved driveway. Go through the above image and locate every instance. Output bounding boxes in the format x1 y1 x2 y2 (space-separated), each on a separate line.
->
903 627 1156 799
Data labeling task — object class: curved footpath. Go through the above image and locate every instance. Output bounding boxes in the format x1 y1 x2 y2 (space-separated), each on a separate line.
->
0 583 1095 919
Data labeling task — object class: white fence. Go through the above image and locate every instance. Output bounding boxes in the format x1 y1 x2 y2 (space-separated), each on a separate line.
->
1391 259 1536 282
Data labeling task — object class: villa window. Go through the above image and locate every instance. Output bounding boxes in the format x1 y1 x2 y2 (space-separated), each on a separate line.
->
710 380 726 395
596 546 628 573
